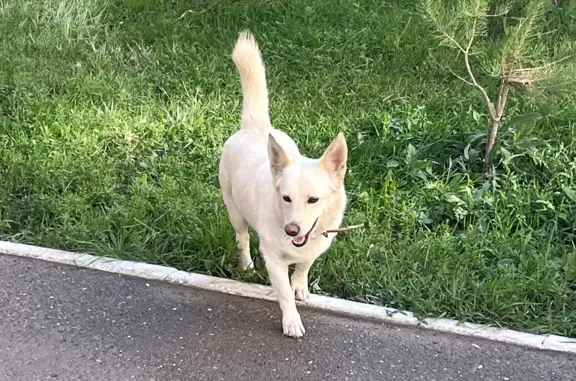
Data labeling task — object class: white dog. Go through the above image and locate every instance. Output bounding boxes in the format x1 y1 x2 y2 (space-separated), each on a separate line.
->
218 31 348 338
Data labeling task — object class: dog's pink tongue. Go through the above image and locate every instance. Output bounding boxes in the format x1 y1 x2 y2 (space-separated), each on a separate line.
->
293 236 305 244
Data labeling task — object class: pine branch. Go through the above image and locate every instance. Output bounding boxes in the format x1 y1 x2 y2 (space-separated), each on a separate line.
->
500 1 544 75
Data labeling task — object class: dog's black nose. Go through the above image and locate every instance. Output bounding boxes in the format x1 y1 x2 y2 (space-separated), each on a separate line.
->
284 224 300 237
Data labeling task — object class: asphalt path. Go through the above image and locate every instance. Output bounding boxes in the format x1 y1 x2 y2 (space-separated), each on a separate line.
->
1 254 574 381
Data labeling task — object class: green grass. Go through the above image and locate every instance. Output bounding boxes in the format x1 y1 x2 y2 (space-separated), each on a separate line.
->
1 0 575 337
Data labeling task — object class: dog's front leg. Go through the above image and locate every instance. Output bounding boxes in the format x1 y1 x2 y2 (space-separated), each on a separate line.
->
263 255 305 338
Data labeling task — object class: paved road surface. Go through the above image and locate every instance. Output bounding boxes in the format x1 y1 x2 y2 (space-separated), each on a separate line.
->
0 254 574 381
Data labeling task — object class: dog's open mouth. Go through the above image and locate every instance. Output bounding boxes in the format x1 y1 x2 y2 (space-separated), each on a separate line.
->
292 218 319 248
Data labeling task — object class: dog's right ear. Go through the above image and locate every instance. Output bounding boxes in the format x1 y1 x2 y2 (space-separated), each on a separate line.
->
268 133 292 177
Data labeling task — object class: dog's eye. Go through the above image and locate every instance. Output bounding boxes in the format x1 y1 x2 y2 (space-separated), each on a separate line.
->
307 197 319 204
282 195 292 203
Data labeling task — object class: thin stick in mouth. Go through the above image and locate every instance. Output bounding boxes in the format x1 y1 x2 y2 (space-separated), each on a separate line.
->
322 224 365 237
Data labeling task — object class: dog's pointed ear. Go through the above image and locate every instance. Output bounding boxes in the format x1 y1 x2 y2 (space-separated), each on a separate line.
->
268 133 292 177
319 133 348 185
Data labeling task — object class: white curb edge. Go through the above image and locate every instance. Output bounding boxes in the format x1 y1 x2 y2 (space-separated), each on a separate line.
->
1 240 575 354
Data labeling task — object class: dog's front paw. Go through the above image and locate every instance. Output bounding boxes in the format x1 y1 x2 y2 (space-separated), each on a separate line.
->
282 314 305 338
291 280 310 301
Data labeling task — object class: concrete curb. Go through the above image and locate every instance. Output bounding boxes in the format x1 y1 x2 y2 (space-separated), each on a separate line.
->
1 240 575 354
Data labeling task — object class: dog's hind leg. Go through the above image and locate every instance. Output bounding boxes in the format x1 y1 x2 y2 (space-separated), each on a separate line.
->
291 259 314 301
234 220 252 270
221 189 252 270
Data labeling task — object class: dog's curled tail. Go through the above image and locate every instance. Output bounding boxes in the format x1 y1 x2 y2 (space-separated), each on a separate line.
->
232 31 271 129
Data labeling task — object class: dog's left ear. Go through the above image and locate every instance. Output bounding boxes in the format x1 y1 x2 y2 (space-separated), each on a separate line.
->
319 133 348 185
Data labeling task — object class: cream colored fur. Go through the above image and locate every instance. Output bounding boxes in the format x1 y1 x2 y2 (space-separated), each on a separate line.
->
218 31 348 338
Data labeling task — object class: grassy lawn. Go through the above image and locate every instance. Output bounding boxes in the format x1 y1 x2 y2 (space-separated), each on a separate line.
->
1 0 575 337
